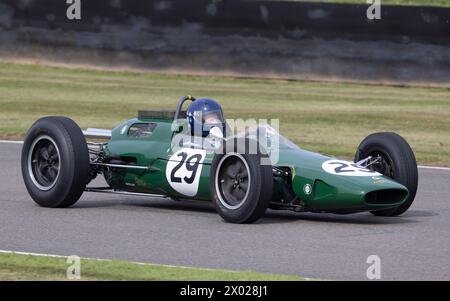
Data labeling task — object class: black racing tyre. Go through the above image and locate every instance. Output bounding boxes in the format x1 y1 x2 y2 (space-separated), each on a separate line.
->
210 138 273 223
354 132 418 216
21 116 90 208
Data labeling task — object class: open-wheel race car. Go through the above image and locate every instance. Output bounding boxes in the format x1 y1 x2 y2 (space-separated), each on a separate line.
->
21 95 418 223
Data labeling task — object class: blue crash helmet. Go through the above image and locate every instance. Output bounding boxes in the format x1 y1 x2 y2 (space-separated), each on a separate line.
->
187 98 225 137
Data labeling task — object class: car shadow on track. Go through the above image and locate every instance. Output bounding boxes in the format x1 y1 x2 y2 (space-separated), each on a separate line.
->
262 210 421 225
397 210 439 218
76 196 424 225
76 197 217 214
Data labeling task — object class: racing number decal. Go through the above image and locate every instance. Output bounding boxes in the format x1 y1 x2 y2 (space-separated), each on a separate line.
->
166 148 206 196
170 152 202 184
321 160 382 177
332 162 369 174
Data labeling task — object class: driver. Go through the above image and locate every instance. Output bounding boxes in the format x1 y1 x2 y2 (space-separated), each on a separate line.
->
186 98 225 137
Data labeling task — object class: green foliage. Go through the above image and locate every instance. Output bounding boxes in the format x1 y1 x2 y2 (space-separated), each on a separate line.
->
0 252 305 280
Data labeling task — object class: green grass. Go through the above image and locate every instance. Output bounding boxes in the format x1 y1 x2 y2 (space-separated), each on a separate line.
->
0 62 449 166
293 0 450 7
0 252 305 281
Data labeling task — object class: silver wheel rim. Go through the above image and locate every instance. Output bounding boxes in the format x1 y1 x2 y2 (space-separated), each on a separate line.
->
215 153 251 210
27 135 61 191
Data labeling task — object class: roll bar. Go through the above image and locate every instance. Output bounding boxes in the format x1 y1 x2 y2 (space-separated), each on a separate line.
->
174 95 196 121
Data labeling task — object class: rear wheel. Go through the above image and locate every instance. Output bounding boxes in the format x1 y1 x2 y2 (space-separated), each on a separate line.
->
354 132 418 216
210 138 273 223
21 116 90 208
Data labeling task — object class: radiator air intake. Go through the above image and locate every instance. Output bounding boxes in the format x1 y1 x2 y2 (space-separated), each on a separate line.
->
365 189 408 205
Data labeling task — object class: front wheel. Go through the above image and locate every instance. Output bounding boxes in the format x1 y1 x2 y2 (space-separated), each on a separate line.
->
354 132 418 216
21 116 90 208
210 138 273 223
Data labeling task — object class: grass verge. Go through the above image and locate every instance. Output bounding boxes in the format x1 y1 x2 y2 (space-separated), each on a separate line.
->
0 252 305 281
0 62 449 166
304 0 449 7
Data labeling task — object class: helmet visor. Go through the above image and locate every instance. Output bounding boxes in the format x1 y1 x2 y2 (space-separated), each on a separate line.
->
193 110 224 125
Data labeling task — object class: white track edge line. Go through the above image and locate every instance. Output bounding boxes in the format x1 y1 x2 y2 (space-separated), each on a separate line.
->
0 249 242 273
0 140 23 144
417 165 450 171
0 249 317 279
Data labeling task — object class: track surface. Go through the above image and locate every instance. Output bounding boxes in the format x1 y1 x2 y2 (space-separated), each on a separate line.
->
0 142 449 280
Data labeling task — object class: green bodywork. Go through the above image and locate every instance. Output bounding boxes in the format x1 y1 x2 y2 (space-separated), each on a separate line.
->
102 114 409 213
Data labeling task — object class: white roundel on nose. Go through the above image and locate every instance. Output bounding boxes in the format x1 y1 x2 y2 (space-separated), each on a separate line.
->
322 159 382 177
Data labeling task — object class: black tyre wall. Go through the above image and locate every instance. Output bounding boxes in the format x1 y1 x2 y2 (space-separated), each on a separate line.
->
355 132 418 216
210 138 273 223
21 116 90 208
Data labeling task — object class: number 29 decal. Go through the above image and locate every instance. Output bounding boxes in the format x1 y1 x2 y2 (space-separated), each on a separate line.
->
322 159 381 177
166 148 207 196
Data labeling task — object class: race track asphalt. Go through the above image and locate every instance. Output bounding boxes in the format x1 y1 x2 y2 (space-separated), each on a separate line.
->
0 142 449 280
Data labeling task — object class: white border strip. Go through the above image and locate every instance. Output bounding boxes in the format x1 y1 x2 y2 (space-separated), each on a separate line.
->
0 249 238 272
1 140 449 171
418 165 450 171
0 140 23 144
0 249 315 279
0 250 66 258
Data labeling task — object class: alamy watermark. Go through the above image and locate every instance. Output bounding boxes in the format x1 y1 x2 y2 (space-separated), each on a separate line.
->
170 116 281 166
366 255 381 280
66 255 81 280
66 0 81 20
66 0 381 22
367 0 382 20
65 0 381 21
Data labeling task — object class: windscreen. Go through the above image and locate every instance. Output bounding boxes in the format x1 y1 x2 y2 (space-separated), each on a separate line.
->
234 124 299 150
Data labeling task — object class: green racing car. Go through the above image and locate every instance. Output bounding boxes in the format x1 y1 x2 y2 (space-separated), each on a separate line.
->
21 95 418 223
